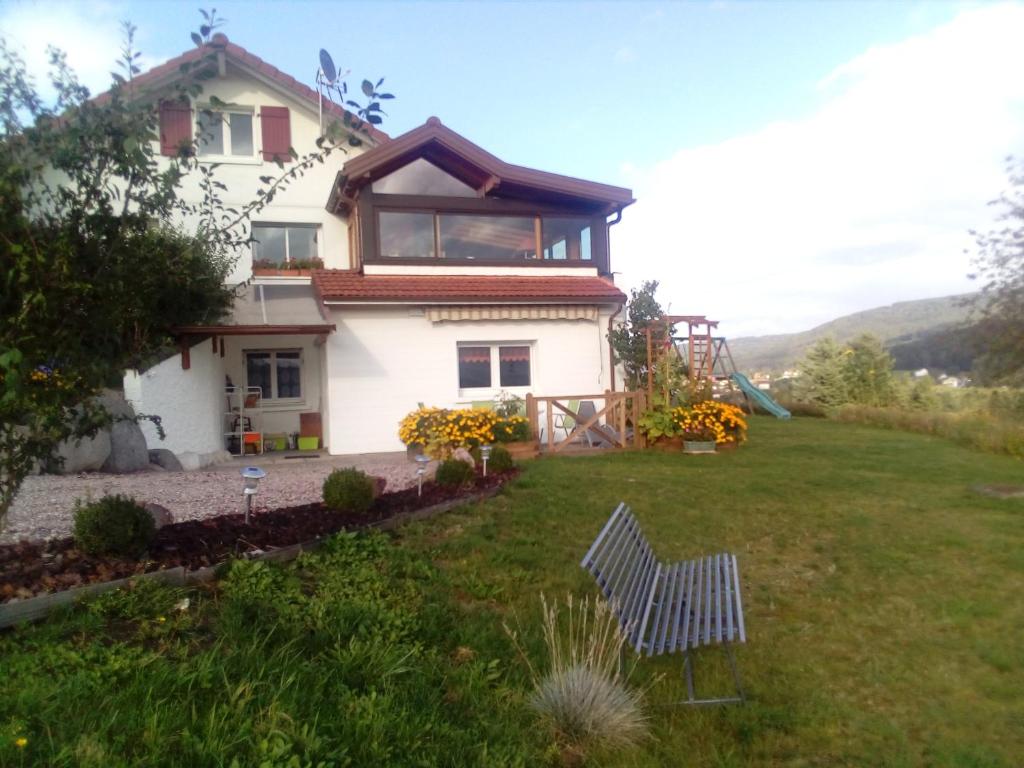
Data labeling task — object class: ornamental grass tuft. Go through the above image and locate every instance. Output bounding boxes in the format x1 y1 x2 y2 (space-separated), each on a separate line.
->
506 594 650 754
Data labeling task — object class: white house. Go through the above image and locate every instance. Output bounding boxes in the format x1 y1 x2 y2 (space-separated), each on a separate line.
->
123 35 633 463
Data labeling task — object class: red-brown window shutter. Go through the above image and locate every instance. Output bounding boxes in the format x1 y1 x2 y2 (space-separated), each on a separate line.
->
260 106 292 162
158 100 192 156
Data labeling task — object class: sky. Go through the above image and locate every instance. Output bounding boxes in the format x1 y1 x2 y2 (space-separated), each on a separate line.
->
2 0 1023 337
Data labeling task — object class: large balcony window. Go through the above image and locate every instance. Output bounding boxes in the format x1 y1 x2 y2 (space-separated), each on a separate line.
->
440 214 537 260
376 211 593 263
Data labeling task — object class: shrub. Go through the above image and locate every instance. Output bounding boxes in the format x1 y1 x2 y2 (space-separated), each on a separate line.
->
73 494 155 557
434 458 476 487
323 468 376 513
471 445 516 473
506 594 649 754
486 445 515 473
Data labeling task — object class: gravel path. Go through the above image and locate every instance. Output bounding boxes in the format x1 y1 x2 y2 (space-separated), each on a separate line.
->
1 453 417 544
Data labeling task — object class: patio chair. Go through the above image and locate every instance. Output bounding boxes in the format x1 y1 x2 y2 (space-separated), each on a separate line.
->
552 398 580 440
574 401 621 447
580 503 747 705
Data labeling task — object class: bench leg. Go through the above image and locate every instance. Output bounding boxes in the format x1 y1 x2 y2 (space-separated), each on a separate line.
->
675 644 745 706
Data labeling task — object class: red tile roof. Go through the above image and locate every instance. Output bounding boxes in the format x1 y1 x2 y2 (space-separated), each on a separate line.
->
312 271 627 304
99 34 388 144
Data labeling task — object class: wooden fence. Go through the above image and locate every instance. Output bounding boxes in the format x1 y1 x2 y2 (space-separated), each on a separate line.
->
525 391 646 453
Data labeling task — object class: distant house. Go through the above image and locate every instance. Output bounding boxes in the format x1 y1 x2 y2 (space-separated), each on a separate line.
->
121 35 633 465
913 368 930 378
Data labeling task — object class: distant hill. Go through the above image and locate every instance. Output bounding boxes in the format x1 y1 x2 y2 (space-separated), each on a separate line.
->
729 294 975 373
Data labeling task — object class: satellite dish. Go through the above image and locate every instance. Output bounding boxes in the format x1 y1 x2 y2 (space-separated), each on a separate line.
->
319 49 337 84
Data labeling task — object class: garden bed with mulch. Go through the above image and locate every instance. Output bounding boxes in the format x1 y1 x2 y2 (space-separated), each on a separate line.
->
1 472 515 604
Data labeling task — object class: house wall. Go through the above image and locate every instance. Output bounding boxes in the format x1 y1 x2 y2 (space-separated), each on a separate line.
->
149 64 374 283
123 338 226 458
323 306 618 454
221 334 325 444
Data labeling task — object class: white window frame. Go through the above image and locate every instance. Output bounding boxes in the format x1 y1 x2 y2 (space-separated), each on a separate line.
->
251 223 321 266
456 342 533 396
196 105 260 164
245 348 304 404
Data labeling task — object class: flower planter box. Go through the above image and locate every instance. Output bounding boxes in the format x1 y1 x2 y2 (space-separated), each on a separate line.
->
683 440 717 455
252 268 315 277
650 436 684 451
504 440 539 460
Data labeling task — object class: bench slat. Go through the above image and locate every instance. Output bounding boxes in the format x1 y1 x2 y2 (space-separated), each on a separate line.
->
723 551 734 641
580 502 625 568
635 562 661 654
655 562 678 656
732 554 746 644
715 553 723 644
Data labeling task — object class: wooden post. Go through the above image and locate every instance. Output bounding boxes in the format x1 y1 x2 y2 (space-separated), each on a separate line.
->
645 327 654 402
180 340 190 370
526 393 538 440
546 398 554 452
614 393 622 448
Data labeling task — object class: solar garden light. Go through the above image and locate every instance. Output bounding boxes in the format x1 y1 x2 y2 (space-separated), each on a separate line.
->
480 444 492 477
240 466 266 524
415 453 431 497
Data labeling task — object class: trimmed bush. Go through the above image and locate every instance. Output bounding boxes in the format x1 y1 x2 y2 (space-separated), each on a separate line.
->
471 445 515 473
435 458 476 487
323 468 376 513
73 494 155 557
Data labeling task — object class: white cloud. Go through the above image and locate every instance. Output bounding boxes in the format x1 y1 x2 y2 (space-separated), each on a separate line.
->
613 4 1024 338
0 2 166 99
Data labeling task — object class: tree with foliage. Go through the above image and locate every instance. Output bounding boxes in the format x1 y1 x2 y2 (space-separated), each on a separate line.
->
608 280 676 391
0 14 388 525
967 156 1024 383
794 337 848 408
841 334 896 407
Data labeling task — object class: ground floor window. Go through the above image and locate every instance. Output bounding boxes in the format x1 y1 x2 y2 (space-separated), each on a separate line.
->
246 349 302 400
457 343 532 390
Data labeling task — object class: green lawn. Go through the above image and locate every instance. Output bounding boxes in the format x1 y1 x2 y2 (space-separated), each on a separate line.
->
3 417 1023 766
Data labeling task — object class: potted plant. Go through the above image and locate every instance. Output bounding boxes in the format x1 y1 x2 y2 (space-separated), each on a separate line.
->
672 400 748 454
493 393 538 459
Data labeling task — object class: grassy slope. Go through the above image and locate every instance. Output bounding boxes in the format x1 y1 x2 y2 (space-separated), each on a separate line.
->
398 417 1024 767
729 294 972 373
2 417 1022 766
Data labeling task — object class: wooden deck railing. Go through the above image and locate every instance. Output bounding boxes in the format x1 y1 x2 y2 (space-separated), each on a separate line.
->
525 391 646 453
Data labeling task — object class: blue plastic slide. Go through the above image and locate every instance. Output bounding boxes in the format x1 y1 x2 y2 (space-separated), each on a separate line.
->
730 373 791 419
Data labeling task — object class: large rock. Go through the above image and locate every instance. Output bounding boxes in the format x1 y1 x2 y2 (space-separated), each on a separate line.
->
144 502 174 529
149 449 184 472
177 449 232 471
99 391 151 474
452 447 476 469
54 431 111 473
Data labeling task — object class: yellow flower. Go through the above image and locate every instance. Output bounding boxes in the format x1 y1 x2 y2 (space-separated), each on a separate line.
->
15 738 27 748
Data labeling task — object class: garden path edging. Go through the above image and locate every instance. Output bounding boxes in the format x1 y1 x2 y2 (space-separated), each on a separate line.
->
0 486 501 629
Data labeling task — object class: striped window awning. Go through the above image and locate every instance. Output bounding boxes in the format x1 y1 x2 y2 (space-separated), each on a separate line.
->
425 305 598 323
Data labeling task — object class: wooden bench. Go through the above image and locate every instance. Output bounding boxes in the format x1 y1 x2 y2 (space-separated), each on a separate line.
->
580 502 747 705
